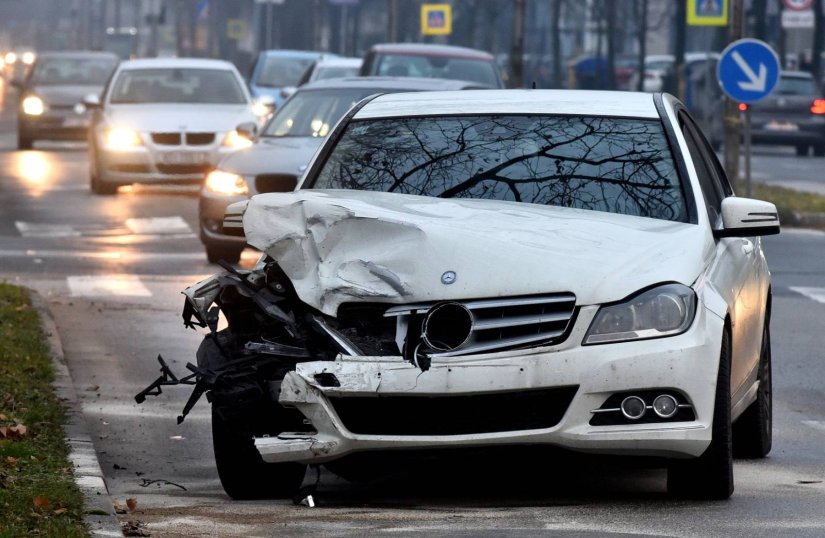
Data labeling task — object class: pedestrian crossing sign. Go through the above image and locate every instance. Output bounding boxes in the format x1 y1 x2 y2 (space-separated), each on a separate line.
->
421 4 452 36
687 0 729 26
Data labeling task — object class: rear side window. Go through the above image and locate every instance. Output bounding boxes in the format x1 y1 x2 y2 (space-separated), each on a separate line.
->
311 114 687 222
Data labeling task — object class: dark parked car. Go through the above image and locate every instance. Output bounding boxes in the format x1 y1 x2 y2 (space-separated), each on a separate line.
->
199 76 488 263
359 43 505 88
14 51 118 149
748 71 825 156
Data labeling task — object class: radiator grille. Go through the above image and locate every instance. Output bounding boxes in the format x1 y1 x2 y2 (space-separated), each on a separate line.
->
384 294 577 357
151 132 181 145
185 132 215 145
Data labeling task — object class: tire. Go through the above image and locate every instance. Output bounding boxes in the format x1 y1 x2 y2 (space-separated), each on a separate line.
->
815 144 825 157
89 149 118 195
795 144 809 157
733 323 772 459
667 328 734 500
212 407 307 500
206 244 244 264
17 130 33 150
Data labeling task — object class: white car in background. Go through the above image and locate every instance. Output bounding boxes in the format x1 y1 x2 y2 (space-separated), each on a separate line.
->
87 58 259 194
139 90 778 502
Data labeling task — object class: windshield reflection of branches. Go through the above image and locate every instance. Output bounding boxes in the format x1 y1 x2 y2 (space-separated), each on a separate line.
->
315 115 685 221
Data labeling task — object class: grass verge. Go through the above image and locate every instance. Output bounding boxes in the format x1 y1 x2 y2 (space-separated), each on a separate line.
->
751 183 825 226
0 284 87 537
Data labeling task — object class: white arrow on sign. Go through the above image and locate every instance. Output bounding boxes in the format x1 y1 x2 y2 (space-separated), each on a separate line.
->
732 51 767 92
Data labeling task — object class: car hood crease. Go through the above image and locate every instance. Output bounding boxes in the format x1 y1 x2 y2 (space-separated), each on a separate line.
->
244 190 709 316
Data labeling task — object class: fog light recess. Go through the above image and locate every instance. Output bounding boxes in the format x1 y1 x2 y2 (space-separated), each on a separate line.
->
620 396 646 420
652 394 678 418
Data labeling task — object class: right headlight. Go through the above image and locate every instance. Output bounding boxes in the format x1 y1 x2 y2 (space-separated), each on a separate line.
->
204 170 249 196
22 96 45 116
584 283 696 345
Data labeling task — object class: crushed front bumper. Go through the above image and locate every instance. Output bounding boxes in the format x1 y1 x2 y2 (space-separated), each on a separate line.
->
256 304 724 464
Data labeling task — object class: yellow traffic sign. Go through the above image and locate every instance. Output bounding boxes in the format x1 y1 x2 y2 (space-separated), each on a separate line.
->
421 4 452 36
227 19 246 40
687 0 729 26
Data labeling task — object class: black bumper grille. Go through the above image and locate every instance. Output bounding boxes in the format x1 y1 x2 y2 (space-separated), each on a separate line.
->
156 163 210 175
329 386 578 436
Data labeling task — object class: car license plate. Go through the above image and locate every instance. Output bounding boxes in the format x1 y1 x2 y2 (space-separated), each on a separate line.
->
63 116 89 128
765 120 799 132
159 151 207 165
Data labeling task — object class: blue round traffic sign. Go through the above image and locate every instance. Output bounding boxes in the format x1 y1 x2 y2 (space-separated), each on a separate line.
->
717 38 780 104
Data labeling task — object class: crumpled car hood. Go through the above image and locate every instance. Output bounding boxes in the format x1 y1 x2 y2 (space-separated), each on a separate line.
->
105 104 255 133
243 190 711 316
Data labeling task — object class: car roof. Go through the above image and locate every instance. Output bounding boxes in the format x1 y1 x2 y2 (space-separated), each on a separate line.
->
354 89 660 120
35 50 119 60
314 57 362 67
117 57 238 71
259 49 327 59
300 76 490 91
367 43 495 60
781 70 813 79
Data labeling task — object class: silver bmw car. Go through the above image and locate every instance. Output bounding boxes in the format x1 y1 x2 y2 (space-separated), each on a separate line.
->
87 58 259 194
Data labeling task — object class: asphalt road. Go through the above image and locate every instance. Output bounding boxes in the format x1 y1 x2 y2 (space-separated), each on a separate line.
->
1 85 824 537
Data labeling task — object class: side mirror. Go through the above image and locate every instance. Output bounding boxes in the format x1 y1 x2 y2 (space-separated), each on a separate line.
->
713 197 780 238
82 93 101 108
235 121 258 142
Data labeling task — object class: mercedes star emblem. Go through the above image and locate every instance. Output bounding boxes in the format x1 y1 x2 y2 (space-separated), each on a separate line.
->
441 271 457 285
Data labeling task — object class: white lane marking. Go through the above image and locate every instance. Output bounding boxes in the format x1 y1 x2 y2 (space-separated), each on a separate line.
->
802 420 825 432
0 248 205 260
125 216 192 235
67 275 152 297
789 286 825 305
15 221 81 238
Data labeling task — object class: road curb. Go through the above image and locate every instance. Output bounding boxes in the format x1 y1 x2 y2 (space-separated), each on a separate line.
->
30 290 124 538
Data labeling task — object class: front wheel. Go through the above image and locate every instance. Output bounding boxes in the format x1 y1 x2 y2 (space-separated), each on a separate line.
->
795 144 809 157
89 149 118 195
733 323 772 458
17 130 33 150
667 328 734 500
212 407 307 500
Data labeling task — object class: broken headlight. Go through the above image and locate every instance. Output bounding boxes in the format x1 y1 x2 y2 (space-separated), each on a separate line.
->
583 283 696 345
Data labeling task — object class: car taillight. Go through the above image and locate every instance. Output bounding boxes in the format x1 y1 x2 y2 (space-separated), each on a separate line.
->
811 99 825 114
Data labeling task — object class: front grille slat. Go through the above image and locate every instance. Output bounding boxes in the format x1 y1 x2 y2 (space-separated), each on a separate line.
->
463 294 577 310
431 329 566 357
472 312 571 330
329 386 578 436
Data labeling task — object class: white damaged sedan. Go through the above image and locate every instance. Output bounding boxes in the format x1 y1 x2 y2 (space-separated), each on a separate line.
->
138 90 778 501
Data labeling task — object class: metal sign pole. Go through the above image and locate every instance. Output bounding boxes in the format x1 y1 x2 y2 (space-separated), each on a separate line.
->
744 106 752 198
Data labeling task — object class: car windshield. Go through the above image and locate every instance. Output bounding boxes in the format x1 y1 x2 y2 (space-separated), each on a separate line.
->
109 68 246 104
776 76 817 95
262 88 381 138
374 54 498 87
31 58 117 85
256 56 316 87
311 115 686 222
